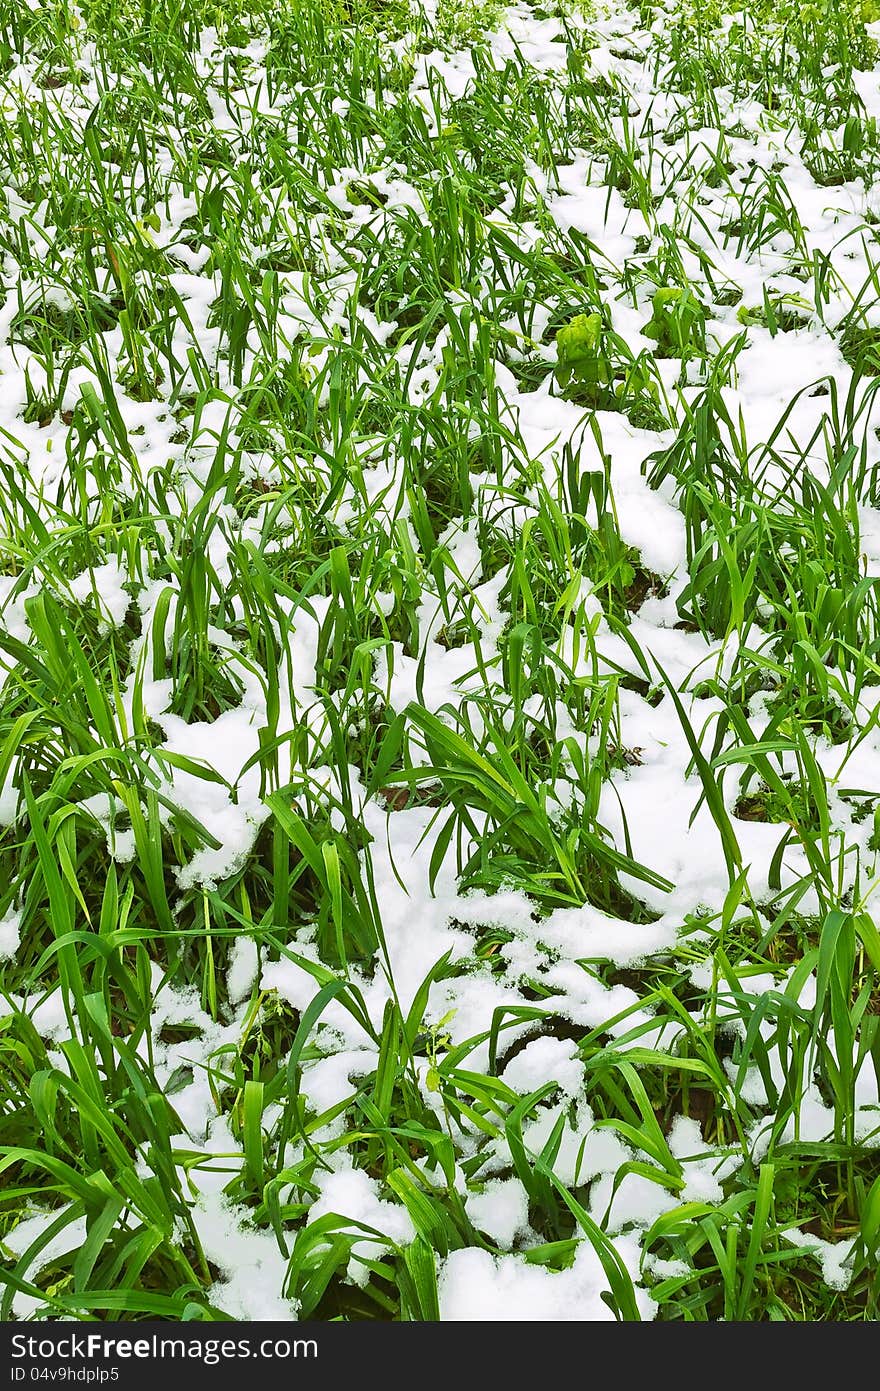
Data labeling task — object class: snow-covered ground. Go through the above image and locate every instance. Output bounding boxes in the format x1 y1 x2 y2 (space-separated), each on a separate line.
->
2 0 880 1321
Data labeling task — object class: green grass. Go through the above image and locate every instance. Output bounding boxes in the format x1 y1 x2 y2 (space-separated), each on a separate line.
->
1 0 880 1324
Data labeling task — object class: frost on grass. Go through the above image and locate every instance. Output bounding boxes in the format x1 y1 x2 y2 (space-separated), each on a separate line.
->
2 0 880 1324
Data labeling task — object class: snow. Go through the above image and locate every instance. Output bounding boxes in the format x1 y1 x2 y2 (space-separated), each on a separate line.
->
3 1208 89 1318
437 1240 656 1320
307 1164 416 1286
67 558 131 631
194 1191 300 1320
0 905 21 960
465 1178 530 1248
781 1229 857 1292
227 935 259 1004
501 1036 586 1098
